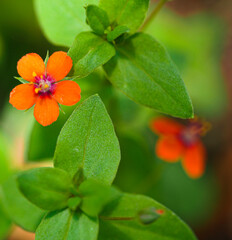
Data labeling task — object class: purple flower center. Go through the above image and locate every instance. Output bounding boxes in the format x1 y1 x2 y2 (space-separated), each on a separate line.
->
178 122 204 147
34 74 55 95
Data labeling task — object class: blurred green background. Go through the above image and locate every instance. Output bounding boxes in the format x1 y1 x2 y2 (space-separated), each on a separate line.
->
0 0 231 239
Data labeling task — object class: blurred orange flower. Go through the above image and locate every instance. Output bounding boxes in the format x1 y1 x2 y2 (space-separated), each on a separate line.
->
9 51 81 126
150 117 210 178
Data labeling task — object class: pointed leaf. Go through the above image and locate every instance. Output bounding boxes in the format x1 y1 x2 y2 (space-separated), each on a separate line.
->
17 168 73 211
68 32 115 78
99 0 149 33
107 25 130 42
54 95 120 185
86 5 110 35
103 33 193 118
99 193 197 240
34 0 99 46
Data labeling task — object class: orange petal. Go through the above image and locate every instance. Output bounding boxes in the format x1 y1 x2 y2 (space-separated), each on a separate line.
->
53 81 81 106
46 51 72 81
17 53 45 82
151 117 183 135
156 136 183 162
182 142 205 178
9 84 37 110
34 96 59 126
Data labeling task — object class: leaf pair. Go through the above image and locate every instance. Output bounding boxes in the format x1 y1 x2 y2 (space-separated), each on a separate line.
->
35 0 194 119
17 167 119 217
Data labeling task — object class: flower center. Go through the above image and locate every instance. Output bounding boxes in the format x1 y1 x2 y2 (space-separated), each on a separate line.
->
34 74 55 95
178 120 210 147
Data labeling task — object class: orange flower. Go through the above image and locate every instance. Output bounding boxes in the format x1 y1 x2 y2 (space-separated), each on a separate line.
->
9 51 81 126
150 117 210 179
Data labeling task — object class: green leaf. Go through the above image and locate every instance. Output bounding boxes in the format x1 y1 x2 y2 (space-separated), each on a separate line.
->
68 197 81 211
54 95 120 185
103 33 193 118
86 5 110 35
17 168 73 211
34 0 99 46
0 200 11 240
99 193 197 240
0 133 11 184
35 209 98 240
1 175 45 232
99 0 149 33
79 179 120 217
107 25 130 42
68 32 115 78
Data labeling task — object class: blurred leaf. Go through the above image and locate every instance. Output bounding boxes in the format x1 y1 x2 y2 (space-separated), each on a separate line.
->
86 5 110 35
99 0 149 33
68 32 115 78
103 33 193 118
114 134 154 192
0 133 11 184
146 162 218 227
79 179 120 216
107 25 130 42
0 200 11 240
34 0 99 46
1 174 45 232
99 193 197 240
54 95 120 185
17 168 73 211
35 209 98 240
145 11 227 117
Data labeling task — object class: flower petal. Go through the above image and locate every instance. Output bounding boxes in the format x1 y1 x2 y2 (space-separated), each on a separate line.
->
17 53 45 82
9 84 37 110
182 142 205 178
151 117 183 135
156 136 183 162
34 96 59 126
53 81 81 106
46 51 72 81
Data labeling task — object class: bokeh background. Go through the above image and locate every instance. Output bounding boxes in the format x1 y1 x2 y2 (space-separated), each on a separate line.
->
0 0 232 239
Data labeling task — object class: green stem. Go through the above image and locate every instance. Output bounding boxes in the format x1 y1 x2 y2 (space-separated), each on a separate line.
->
141 0 169 31
100 216 135 221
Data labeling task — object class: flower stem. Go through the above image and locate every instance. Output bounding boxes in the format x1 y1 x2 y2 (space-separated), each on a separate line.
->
141 0 169 31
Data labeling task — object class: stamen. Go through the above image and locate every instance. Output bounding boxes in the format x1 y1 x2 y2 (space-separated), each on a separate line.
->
35 88 41 94
32 72 37 77
44 84 49 89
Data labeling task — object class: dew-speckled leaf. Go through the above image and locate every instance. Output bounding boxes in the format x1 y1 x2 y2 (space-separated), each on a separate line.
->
99 193 197 240
1 175 45 232
34 0 99 46
36 209 98 240
99 0 149 33
103 33 193 118
54 95 120 185
86 5 110 35
68 32 115 78
17 168 73 211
